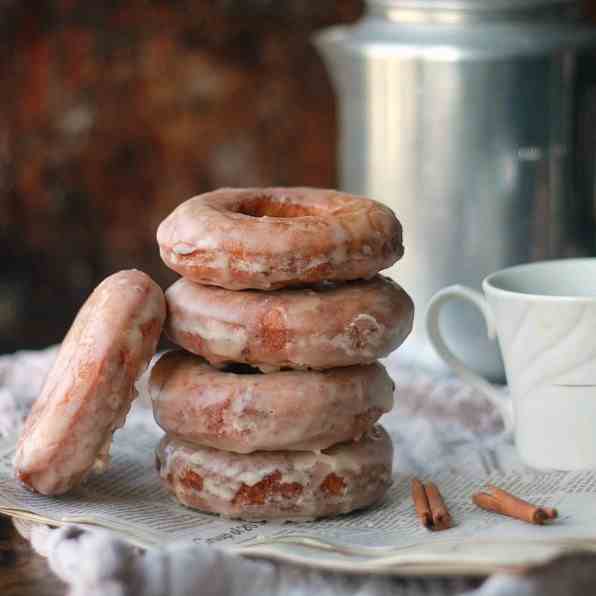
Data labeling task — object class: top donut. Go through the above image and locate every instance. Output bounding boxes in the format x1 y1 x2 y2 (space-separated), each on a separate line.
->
157 187 403 290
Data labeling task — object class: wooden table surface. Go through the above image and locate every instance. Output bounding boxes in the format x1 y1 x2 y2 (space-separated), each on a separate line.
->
0 515 66 596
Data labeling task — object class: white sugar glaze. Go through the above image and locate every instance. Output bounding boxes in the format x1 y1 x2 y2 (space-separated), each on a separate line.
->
156 426 393 520
165 275 413 371
157 187 403 290
15 270 166 495
149 350 394 453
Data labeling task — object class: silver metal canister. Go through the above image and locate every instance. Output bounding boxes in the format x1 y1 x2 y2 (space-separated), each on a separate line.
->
315 0 596 380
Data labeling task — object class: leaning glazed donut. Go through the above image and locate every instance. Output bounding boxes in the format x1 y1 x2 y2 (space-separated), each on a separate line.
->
165 276 413 371
15 270 166 496
156 187 403 290
149 351 394 453
156 426 393 520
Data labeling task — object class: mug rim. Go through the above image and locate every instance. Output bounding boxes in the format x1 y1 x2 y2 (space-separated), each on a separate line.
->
483 257 596 301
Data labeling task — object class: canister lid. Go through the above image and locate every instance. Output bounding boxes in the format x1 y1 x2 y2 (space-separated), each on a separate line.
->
366 0 580 21
316 0 595 58
367 0 577 9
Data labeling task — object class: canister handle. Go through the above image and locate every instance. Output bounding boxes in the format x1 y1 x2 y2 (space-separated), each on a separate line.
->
426 285 514 435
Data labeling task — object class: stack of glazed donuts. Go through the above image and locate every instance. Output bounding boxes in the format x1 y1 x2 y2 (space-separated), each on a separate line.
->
152 188 414 520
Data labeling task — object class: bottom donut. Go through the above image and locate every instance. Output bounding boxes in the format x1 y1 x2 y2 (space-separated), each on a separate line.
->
156 425 393 521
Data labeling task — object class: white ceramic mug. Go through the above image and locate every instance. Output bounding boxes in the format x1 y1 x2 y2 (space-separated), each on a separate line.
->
426 258 596 471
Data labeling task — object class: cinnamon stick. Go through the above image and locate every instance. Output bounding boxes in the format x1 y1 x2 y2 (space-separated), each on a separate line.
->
472 492 504 516
411 478 432 529
488 485 549 524
411 479 452 531
425 482 452 530
472 484 553 525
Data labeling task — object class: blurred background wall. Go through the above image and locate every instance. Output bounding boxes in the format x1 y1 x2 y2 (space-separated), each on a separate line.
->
0 0 363 353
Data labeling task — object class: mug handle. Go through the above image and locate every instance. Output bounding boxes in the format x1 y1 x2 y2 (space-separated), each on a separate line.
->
426 285 514 435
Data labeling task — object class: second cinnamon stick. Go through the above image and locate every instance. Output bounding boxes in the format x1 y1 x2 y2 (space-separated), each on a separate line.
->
472 484 551 525
487 485 548 524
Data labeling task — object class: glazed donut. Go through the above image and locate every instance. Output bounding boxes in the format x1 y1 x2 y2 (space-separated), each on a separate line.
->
156 187 403 290
15 270 166 496
149 351 394 453
156 426 393 520
165 275 413 371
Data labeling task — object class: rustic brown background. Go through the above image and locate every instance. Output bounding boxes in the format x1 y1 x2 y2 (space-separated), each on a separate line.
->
0 0 363 353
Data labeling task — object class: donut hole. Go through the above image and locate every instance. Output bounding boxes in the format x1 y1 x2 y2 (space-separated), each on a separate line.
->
236 195 318 218
222 362 262 375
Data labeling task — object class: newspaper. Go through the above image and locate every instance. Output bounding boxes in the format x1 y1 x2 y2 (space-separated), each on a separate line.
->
3 421 596 575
